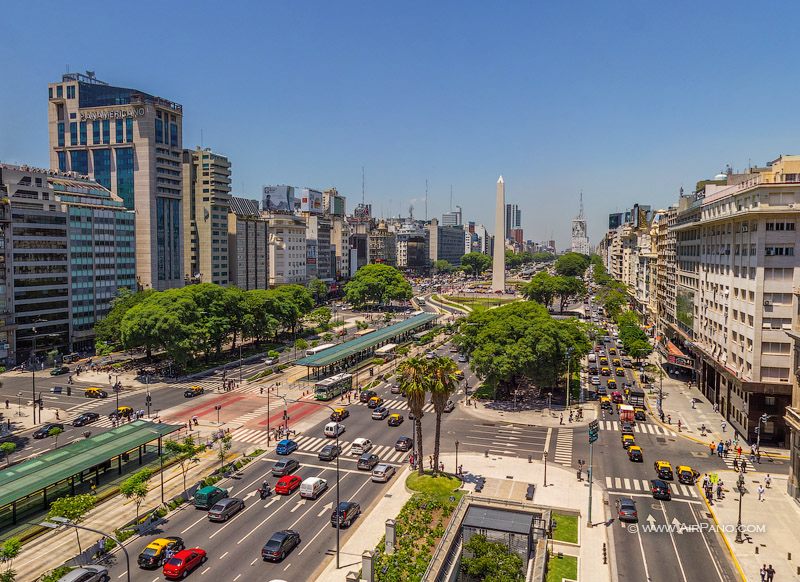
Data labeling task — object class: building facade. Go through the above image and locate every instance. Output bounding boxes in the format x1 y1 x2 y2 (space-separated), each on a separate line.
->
182 148 231 285
227 197 269 290
48 72 184 291
268 214 307 285
427 218 465 267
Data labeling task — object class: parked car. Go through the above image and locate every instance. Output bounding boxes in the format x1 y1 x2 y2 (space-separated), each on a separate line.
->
72 412 99 427
276 439 298 455
138 536 184 569
57 565 108 582
318 444 341 461
33 423 64 439
261 530 300 562
208 497 245 522
331 501 361 528
272 458 300 477
162 548 207 579
371 464 396 483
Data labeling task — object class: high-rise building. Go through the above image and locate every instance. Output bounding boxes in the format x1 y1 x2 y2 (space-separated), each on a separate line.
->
427 218 465 267
268 214 307 285
504 203 522 240
331 215 350 280
396 222 428 269
368 222 396 266
227 197 269 290
305 214 333 281
571 194 590 255
182 147 231 285
48 72 184 290
442 206 462 227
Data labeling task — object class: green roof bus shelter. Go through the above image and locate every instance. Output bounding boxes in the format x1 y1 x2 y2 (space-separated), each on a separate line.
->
296 312 438 379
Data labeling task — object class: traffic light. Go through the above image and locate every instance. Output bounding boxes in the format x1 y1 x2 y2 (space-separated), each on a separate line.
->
588 420 599 443
146 394 152 404
38 399 44 411
66 386 72 396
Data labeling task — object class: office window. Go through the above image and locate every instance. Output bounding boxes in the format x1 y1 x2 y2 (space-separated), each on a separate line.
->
69 122 77 146
169 122 178 147
762 367 790 381
102 120 110 144
57 151 67 172
92 149 111 190
125 118 133 142
115 119 124 143
57 122 65 147
762 342 790 355
56 85 63 98
155 118 163 144
48 87 53 99
79 121 87 145
116 148 134 209
70 150 88 175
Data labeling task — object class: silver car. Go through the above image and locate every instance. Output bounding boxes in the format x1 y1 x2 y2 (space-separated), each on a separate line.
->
371 463 396 483
57 565 109 582
208 497 245 522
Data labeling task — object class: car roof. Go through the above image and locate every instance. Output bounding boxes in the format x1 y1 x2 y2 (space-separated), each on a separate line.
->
618 497 636 505
389 413 401 417
374 463 390 470
278 439 294 445
629 446 641 451
656 460 671 466
677 465 694 471
277 474 299 481
651 479 668 486
215 497 239 505
172 548 199 558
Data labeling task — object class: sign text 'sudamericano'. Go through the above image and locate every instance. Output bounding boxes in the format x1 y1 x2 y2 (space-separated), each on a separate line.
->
79 108 145 122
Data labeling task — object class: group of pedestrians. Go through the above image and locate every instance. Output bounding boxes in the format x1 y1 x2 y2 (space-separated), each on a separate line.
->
701 474 723 503
559 408 584 425
759 563 776 581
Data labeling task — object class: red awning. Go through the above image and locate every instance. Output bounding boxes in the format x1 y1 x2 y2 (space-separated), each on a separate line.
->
666 340 687 358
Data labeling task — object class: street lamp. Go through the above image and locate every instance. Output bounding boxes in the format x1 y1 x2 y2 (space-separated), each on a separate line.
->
455 440 460 476
239 344 243 384
756 413 769 462
16 392 22 418
40 518 131 582
735 472 746 544
565 347 574 410
215 405 222 426
543 451 548 487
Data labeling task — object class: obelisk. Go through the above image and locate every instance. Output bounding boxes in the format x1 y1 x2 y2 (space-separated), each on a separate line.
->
492 175 506 293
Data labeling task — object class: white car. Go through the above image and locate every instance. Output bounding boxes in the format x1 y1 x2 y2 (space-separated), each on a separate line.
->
590 376 601 386
371 463 396 483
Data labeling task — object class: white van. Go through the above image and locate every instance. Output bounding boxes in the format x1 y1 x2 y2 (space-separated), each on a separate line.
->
299 477 328 499
588 353 597 363
350 437 372 455
324 422 345 438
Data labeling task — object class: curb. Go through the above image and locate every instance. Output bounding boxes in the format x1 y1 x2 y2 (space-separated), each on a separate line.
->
695 481 747 582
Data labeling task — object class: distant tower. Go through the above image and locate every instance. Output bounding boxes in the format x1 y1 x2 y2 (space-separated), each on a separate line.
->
571 193 590 255
492 176 506 292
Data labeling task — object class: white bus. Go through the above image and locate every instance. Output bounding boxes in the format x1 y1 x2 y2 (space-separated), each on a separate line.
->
375 343 397 360
305 343 336 357
415 296 427 306
314 373 353 401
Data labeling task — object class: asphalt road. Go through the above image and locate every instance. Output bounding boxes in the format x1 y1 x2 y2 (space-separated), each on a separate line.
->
580 303 738 582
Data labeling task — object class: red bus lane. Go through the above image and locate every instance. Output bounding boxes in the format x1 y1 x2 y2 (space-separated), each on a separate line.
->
255 401 324 429
161 393 248 422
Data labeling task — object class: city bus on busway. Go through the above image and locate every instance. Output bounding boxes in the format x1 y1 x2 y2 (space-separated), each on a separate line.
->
314 373 354 401
415 296 427 306
306 343 336 357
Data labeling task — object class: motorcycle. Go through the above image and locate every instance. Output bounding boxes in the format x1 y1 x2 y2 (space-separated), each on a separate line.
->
258 486 271 499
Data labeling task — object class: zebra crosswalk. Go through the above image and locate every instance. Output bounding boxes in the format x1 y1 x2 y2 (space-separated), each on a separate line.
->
553 428 573 466
229 429 409 464
599 420 676 437
353 398 435 413
605 476 699 500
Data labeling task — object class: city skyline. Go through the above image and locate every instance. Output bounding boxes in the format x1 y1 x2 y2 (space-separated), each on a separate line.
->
4 2 800 248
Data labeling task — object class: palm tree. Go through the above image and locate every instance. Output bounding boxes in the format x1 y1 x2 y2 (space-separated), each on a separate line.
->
397 356 429 475
429 356 460 475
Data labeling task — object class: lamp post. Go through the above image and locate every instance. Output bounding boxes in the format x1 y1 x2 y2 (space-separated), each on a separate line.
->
565 347 574 410
455 440 460 475
543 451 548 487
239 344 243 384
114 373 121 412
16 392 22 417
214 405 222 426
756 413 769 462
735 472 746 544
40 518 131 582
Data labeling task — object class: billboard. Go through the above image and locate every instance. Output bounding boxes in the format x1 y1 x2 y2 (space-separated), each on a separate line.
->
263 185 295 213
608 213 624 230
299 188 323 214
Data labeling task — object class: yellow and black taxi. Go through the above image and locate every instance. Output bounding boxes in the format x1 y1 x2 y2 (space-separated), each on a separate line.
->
367 396 384 409
634 407 646 421
615 367 626 377
628 445 643 462
599 357 609 366
600 367 611 376
606 379 617 391
654 460 674 480
330 408 349 422
454 369 465 381
84 387 108 399
387 413 404 427
621 434 635 449
609 347 617 355
184 385 204 398
612 358 621 367
109 406 134 420
600 396 612 410
676 466 700 485
138 536 185 569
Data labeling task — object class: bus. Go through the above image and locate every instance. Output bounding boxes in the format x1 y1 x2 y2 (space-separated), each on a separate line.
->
314 373 353 401
375 343 397 360
415 296 427 306
354 328 375 337
306 343 336 357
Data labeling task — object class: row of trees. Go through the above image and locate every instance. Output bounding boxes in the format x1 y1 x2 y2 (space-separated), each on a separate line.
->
615 311 654 361
396 355 461 477
96 283 316 367
434 251 556 277
590 255 628 320
343 264 413 307
453 301 590 399
521 271 586 312
554 252 591 277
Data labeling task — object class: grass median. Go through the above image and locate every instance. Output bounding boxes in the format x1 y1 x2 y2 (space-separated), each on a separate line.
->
551 512 578 544
546 552 578 582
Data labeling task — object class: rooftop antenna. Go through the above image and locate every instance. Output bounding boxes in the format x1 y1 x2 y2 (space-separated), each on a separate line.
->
361 166 365 206
200 129 204 149
579 191 585 219
425 179 428 221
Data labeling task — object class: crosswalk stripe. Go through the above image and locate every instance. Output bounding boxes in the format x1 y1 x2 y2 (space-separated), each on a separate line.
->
623 478 631 489
632 479 641 491
606 476 613 488
614 477 622 488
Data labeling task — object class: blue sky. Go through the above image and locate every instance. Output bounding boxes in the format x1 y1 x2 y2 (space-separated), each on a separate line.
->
2 0 799 248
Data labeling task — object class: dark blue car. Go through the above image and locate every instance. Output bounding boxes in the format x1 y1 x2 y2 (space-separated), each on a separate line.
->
276 439 298 455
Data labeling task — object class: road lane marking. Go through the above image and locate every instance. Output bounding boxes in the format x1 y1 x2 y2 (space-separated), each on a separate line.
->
614 477 622 488
284 563 292 571
543 427 552 455
657 502 689 582
634 513 651 581
233 574 241 581
250 558 258 566
200 566 210 574
181 514 208 534
623 478 630 489
219 551 229 559
632 480 641 491
687 502 725 581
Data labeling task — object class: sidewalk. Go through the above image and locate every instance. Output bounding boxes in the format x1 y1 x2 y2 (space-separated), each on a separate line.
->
313 465 415 581
460 396 597 428
700 471 799 582
13 445 227 582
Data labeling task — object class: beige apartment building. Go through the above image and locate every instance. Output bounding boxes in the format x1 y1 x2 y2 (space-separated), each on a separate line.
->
268 214 307 285
182 148 231 284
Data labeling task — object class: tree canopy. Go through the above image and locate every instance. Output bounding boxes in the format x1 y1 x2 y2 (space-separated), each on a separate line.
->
460 252 492 276
521 272 585 312
307 278 328 304
616 311 653 360
554 252 590 277
461 534 524 582
455 301 589 399
344 264 412 307
433 259 456 273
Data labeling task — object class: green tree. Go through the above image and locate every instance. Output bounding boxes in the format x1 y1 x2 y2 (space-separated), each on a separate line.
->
428 356 460 474
271 285 314 334
531 252 555 263
307 278 329 304
552 276 586 313
48 426 63 449
120 468 152 521
397 356 430 475
554 252 590 277
505 250 523 269
165 437 204 496
47 494 97 556
308 307 332 330
344 264 413 307
222 286 247 349
0 443 16 468
216 433 233 470
461 534 524 582
0 537 21 582
293 338 308 359
460 252 492 276
242 290 280 345
521 272 557 308
433 259 455 273
94 288 155 349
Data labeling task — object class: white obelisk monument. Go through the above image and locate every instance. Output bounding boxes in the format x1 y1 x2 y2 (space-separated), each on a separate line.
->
492 175 506 293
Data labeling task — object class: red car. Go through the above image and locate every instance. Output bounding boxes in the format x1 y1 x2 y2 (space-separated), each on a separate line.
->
275 474 302 495
611 391 624 404
162 547 207 579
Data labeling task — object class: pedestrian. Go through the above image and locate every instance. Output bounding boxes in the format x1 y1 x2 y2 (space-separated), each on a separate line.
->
4 399 7 409
559 413 564 425
706 487 713 504
439 461 444 472
709 441 715 456
737 445 742 458
765 474 772 489
677 419 682 431
713 402 719 413
721 420 727 432
569 411 574 423
716 482 723 500
667 414 671 424
458 464 463 476
429 455 433 470
717 442 723 457
55 410 60 420
757 483 765 501
692 399 696 409
767 564 775 582
760 564 767 582
741 459 747 473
